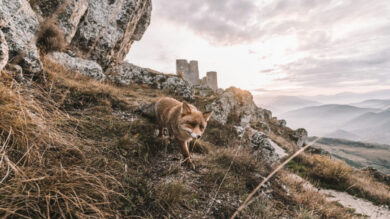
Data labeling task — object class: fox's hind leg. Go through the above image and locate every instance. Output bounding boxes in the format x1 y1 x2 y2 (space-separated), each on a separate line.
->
179 140 195 169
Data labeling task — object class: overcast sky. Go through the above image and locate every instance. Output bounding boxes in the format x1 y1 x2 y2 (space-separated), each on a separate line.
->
126 0 390 96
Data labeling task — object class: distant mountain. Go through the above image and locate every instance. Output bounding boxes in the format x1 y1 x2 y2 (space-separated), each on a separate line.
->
309 137 390 174
342 108 390 144
304 89 390 104
254 95 321 115
326 129 359 140
280 104 381 136
349 99 390 110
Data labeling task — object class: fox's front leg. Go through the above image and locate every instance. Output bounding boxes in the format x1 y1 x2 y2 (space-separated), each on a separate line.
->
179 140 195 169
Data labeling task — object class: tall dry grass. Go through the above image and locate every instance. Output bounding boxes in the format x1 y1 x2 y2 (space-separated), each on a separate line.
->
291 154 390 206
0 68 127 217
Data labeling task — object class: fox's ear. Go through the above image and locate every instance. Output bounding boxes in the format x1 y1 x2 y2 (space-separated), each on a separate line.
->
181 101 192 115
203 111 213 121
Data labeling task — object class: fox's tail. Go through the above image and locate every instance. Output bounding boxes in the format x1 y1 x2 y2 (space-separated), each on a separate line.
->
139 102 156 119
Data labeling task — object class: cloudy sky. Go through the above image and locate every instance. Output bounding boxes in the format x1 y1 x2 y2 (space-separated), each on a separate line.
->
126 0 390 96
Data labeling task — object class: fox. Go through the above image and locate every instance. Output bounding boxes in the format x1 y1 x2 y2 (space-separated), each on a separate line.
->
143 97 212 169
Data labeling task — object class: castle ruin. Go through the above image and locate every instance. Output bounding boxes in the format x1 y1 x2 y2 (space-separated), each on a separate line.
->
176 59 218 90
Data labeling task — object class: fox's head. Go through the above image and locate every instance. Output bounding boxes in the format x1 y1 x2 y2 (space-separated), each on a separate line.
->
179 101 212 140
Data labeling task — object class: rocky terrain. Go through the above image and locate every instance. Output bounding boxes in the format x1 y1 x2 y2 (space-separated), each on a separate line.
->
0 1 389 218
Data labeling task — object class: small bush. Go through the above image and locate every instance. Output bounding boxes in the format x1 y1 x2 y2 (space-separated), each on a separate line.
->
37 21 66 53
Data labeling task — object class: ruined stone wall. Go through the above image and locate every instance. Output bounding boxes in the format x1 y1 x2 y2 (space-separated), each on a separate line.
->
176 59 218 90
206 71 218 90
176 59 200 85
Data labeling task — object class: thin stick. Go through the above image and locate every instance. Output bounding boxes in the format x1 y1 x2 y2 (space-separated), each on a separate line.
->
231 136 323 219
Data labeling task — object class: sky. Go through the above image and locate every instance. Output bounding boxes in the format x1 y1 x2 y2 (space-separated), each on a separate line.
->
126 0 390 96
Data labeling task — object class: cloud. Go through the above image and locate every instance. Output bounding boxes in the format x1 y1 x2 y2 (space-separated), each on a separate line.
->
131 0 390 95
276 48 390 87
154 0 262 44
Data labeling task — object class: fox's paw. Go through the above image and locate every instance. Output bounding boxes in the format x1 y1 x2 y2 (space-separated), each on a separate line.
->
183 159 196 170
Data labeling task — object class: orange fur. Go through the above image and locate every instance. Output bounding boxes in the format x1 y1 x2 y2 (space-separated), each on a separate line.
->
155 97 212 169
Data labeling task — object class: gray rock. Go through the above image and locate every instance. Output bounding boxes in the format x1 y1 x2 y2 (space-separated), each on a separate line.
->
234 126 246 139
31 0 89 44
294 128 308 147
0 30 8 71
249 129 279 163
71 0 152 68
0 0 42 74
46 52 105 81
106 62 194 100
206 87 261 126
276 119 287 127
5 64 24 82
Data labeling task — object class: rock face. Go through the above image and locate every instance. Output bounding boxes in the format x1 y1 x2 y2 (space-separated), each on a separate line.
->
0 0 42 74
0 0 151 77
294 128 308 147
71 0 152 68
107 62 194 100
248 129 279 163
0 30 8 71
31 0 89 45
46 52 105 81
206 87 264 127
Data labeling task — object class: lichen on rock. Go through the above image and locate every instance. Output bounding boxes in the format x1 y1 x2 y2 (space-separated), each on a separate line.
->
70 0 152 68
0 0 42 74
46 52 105 81
0 30 8 71
106 62 194 100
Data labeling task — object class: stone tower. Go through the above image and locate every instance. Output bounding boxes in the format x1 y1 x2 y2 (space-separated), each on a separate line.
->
176 59 189 78
176 59 200 85
206 71 218 90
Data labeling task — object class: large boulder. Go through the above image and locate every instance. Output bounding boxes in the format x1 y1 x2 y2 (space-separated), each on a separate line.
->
31 0 89 45
248 129 280 163
206 87 263 126
106 62 194 100
0 0 42 74
0 30 8 71
71 0 152 68
46 52 105 81
294 128 308 147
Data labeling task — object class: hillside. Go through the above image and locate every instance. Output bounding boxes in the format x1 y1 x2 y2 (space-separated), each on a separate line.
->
280 104 380 136
0 1 389 218
309 137 390 174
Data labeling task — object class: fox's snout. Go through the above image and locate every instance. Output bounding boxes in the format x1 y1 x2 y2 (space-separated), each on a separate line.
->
189 131 202 139
182 126 203 139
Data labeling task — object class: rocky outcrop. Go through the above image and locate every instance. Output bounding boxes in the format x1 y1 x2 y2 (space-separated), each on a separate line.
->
0 0 42 74
70 0 152 68
206 87 265 127
46 52 105 81
106 62 194 100
0 0 151 76
31 0 89 45
248 128 279 163
294 128 308 147
276 119 287 127
0 30 8 71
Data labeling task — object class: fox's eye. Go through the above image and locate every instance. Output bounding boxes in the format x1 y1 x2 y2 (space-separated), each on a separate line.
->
188 122 196 127
200 125 204 130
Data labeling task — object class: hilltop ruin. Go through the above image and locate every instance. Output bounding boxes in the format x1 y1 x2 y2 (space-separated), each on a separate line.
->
176 59 218 90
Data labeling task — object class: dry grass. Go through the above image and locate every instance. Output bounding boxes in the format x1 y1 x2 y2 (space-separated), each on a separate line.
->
0 71 123 217
0 61 381 218
288 154 390 206
279 170 356 218
37 21 66 53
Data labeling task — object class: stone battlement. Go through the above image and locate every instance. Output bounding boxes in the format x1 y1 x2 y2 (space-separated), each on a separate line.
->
176 59 218 90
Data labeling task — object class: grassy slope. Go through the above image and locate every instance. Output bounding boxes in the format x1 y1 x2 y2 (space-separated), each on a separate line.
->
0 59 382 218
